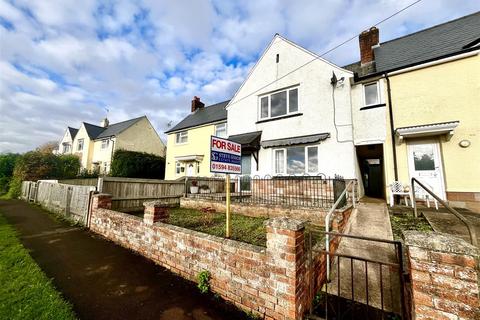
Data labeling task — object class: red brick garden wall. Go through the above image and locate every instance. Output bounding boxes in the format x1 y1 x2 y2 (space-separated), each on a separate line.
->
404 231 480 319
89 194 329 320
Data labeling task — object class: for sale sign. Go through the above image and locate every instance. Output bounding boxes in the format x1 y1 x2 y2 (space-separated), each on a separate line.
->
210 136 242 174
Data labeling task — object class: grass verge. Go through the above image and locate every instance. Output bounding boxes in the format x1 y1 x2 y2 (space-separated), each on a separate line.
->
0 214 76 320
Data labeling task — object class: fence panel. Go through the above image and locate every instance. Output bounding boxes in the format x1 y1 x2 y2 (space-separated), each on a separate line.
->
58 178 98 186
100 177 185 211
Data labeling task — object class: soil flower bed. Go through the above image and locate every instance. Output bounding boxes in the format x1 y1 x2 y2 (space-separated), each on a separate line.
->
388 206 433 242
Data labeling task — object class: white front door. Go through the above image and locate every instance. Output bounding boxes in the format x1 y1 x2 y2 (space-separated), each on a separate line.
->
187 163 195 176
407 140 446 200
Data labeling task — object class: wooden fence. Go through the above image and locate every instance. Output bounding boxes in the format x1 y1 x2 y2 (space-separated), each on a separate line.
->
21 181 96 225
58 178 98 186
98 177 184 212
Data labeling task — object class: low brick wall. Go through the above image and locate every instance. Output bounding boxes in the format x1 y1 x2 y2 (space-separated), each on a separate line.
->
404 231 480 320
90 193 336 320
180 197 351 225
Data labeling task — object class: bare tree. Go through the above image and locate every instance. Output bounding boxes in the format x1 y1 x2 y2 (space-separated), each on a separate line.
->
36 141 59 154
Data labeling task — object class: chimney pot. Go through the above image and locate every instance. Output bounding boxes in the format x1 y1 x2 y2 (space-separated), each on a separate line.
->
191 96 205 113
359 27 379 65
100 118 109 128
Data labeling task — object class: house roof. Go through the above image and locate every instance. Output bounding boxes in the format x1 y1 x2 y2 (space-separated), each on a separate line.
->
82 116 145 140
95 116 145 139
67 127 78 139
165 100 229 134
344 11 480 77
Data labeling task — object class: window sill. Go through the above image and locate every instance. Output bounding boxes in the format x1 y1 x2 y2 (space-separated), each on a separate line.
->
256 113 303 124
360 103 386 111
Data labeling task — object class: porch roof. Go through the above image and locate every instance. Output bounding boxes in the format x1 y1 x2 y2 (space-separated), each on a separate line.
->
395 121 459 142
261 133 330 148
175 155 204 162
228 131 262 152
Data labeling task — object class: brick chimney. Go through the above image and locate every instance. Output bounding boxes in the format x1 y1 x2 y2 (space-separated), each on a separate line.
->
191 96 205 113
359 27 379 65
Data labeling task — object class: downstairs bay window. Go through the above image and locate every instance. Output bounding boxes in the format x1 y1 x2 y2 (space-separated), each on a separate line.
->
274 145 319 175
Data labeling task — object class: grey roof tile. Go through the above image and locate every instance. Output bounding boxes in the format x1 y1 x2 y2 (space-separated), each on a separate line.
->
165 100 229 133
374 11 480 73
68 127 78 139
95 116 145 139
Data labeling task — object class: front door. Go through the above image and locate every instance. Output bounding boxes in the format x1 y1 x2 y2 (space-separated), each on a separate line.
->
240 155 252 191
187 163 195 176
407 140 446 200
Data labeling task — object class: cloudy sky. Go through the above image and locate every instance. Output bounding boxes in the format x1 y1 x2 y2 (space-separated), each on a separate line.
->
0 0 479 153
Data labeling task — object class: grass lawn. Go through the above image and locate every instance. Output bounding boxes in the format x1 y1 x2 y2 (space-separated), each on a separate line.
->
388 206 433 242
0 214 76 320
167 208 268 247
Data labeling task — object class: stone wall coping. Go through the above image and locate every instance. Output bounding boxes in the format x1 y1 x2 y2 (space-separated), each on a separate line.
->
264 217 306 231
143 200 177 208
404 231 479 257
93 193 113 198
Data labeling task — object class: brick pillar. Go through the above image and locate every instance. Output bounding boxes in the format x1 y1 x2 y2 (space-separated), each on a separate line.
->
265 217 307 320
404 231 479 320
91 193 112 210
143 200 171 225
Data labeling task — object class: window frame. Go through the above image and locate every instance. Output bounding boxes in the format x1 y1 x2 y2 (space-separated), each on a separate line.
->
363 81 380 107
101 139 109 149
273 145 319 175
215 123 227 138
258 86 300 120
175 131 188 144
77 138 84 151
175 161 185 175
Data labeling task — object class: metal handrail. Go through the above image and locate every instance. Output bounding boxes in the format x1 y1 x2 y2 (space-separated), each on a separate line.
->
325 180 356 280
411 177 477 247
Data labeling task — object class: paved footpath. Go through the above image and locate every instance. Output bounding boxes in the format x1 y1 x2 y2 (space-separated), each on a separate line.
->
0 200 246 320
327 197 402 314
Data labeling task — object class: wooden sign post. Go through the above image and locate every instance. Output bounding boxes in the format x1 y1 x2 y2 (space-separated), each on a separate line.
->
210 136 241 239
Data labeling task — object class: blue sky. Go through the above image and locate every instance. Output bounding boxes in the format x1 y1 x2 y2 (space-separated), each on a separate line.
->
0 0 479 152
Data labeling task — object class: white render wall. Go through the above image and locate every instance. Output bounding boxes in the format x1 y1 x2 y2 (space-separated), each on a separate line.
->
350 78 387 145
227 36 358 179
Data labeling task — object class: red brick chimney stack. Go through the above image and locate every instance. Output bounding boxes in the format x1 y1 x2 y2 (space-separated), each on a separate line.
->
191 96 205 113
359 27 379 65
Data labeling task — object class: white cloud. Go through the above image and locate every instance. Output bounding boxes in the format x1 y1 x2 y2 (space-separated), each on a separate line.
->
0 0 479 152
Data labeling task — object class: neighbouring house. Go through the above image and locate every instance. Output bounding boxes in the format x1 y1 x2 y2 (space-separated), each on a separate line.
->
346 12 480 210
56 116 166 174
164 98 229 180
226 34 360 181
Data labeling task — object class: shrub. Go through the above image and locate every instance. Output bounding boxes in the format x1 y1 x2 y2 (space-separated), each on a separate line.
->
110 150 165 179
57 155 81 179
197 270 211 294
0 153 20 195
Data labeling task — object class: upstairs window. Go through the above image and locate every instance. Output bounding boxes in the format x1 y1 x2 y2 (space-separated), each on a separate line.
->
101 139 109 149
259 86 299 120
215 123 227 138
77 139 84 151
176 131 188 144
62 143 71 153
364 82 380 106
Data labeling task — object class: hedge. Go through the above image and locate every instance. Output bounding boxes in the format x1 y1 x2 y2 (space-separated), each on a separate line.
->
110 150 165 179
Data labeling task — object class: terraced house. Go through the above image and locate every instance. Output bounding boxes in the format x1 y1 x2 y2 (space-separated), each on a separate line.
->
347 11 480 210
56 116 166 174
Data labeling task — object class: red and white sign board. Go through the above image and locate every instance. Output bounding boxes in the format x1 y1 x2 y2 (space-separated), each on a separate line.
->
210 136 242 174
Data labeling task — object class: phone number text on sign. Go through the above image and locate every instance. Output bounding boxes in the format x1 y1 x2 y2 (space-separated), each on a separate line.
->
210 136 242 174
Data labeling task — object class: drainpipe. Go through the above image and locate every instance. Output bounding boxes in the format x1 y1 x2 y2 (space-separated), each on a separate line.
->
385 73 398 181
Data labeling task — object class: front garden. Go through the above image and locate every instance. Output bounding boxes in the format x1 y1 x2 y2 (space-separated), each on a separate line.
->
388 205 433 242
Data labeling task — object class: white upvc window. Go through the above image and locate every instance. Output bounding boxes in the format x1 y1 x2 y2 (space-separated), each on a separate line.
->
259 86 299 120
101 139 109 149
175 161 185 175
62 143 71 153
175 131 188 144
77 139 84 151
274 145 319 175
363 82 380 106
215 123 227 138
